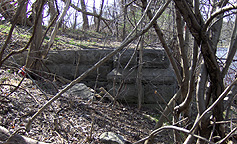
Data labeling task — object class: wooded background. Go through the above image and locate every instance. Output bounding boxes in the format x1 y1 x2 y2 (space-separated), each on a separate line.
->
0 0 237 143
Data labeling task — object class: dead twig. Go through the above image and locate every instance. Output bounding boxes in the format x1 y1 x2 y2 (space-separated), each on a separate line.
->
87 116 95 142
99 87 115 102
134 125 214 144
216 127 237 144
154 89 181 129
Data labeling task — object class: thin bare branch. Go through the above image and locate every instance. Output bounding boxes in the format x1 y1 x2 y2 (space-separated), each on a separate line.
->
141 0 182 85
43 0 71 57
173 0 202 43
154 89 181 129
41 13 59 58
69 1 111 21
222 14 237 76
0 0 27 67
0 0 45 66
216 127 237 144
190 78 237 133
175 8 189 81
203 3 237 32
134 125 214 144
3 75 25 99
0 83 40 104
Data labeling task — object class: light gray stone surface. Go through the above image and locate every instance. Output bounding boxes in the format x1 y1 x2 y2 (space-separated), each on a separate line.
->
62 83 95 100
99 132 131 144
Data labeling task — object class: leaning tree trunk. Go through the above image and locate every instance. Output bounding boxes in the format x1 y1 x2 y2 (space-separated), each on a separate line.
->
25 0 46 72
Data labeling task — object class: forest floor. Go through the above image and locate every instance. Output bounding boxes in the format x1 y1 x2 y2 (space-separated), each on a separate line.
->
0 68 172 144
0 24 172 143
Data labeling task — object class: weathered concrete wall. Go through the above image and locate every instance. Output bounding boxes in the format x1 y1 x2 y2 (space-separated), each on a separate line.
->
107 49 177 104
43 50 113 83
12 48 177 105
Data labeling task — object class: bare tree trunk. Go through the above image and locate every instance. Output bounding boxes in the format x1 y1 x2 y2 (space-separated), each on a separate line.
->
223 14 237 121
96 0 104 32
114 0 119 40
229 14 237 49
205 0 227 139
48 0 57 24
80 0 89 30
43 0 70 58
122 0 127 40
25 0 46 71
175 7 190 116
69 1 110 21
72 0 80 29
17 0 28 25
137 36 144 110
93 0 97 29
195 62 210 143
